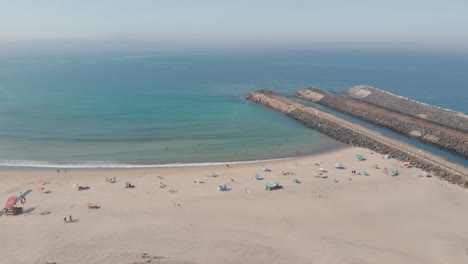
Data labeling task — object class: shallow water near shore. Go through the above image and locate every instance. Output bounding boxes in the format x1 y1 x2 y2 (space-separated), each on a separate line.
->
0 50 467 167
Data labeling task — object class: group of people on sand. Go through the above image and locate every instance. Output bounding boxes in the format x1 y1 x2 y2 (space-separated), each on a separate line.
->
160 181 166 188
77 186 90 191
106 177 117 183
63 215 73 223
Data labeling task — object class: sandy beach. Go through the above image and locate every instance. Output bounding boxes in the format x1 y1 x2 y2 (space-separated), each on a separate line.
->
1 146 467 264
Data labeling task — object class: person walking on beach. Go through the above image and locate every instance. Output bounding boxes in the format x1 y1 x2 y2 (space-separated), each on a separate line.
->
64 217 67 223
69 215 73 222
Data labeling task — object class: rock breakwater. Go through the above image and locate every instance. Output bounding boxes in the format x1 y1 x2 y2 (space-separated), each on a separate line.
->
295 88 467 158
344 85 468 132
245 90 467 187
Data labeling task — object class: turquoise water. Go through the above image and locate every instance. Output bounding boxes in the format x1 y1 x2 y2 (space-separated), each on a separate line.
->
0 50 467 167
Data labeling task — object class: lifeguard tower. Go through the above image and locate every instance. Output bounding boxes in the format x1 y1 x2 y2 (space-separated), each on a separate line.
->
0 189 32 217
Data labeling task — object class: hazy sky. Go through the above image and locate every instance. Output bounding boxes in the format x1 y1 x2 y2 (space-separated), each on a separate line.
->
1 0 467 51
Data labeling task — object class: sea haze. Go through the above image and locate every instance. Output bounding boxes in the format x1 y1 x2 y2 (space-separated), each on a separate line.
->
0 50 466 168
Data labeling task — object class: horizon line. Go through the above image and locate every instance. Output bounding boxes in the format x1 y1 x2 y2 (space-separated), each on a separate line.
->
1 39 468 55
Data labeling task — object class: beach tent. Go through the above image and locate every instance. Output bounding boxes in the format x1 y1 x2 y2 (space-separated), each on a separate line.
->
86 202 100 209
390 169 398 176
319 168 325 172
124 181 135 188
361 170 368 175
402 162 411 168
334 163 344 169
383 154 390 159
217 185 228 191
356 154 365 161
265 182 281 191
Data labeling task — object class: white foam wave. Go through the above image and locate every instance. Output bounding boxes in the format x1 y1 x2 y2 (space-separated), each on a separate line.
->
0 158 294 169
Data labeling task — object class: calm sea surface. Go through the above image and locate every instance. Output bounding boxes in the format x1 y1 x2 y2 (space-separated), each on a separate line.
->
0 50 466 167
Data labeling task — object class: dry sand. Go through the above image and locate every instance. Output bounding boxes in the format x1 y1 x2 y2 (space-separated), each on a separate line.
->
0 146 467 264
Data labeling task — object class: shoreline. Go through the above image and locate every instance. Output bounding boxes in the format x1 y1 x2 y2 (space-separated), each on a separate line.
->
0 145 350 171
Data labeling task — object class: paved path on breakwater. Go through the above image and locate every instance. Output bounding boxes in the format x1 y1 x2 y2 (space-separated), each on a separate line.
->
246 90 467 183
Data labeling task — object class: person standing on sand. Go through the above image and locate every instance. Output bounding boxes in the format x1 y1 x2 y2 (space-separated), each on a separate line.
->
69 215 72 222
64 217 67 223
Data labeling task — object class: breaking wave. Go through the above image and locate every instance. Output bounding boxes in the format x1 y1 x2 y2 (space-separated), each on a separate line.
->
0 157 294 169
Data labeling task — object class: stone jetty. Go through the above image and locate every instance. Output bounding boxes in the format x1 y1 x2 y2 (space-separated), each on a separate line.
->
245 90 467 187
295 88 467 158
344 85 468 132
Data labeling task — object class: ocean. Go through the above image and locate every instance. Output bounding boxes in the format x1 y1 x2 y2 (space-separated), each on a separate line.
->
0 49 467 168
